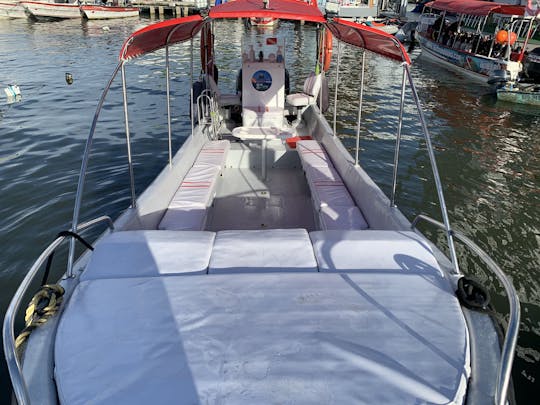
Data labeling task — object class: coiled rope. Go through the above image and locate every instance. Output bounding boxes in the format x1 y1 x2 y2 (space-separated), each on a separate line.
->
15 284 65 350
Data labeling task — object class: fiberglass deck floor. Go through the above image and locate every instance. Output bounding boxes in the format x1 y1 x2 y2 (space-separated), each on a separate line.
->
205 167 316 231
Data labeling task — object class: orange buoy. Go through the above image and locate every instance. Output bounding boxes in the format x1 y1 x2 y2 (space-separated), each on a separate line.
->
318 29 333 72
495 30 517 45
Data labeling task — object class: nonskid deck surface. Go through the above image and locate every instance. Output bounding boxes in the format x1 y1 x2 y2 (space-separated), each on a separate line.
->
206 166 316 231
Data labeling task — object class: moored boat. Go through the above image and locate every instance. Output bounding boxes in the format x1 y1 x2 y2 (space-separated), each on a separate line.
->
3 1 521 404
0 1 26 18
80 4 139 20
416 0 538 83
20 0 80 20
494 47 540 105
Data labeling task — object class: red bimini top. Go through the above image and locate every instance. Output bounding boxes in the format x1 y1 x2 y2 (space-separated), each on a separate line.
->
209 0 325 23
424 0 525 17
119 0 410 64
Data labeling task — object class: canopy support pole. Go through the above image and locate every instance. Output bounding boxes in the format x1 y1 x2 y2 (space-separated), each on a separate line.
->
165 44 173 166
354 51 366 167
436 11 446 42
332 40 342 136
451 14 464 48
318 25 324 113
121 63 137 210
391 65 407 207
404 63 460 274
191 37 194 137
67 62 122 277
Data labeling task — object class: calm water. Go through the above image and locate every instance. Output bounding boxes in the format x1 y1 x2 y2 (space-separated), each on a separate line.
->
0 17 538 404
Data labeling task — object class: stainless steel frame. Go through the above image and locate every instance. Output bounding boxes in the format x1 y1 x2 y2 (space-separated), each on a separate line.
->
391 65 407 207
354 50 366 167
404 63 461 275
3 216 114 405
411 214 520 405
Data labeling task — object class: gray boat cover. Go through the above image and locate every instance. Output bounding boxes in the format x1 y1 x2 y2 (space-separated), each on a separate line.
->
56 248 469 404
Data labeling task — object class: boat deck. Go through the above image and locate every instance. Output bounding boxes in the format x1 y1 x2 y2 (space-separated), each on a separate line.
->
207 166 316 231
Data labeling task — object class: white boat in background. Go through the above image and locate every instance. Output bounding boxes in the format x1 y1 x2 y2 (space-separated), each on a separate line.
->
416 0 539 83
80 4 139 20
3 1 521 404
0 1 26 18
21 0 80 19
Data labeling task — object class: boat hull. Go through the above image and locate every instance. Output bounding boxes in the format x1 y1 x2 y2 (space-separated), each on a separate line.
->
0 2 26 18
21 1 80 19
417 33 518 83
80 5 139 20
497 88 540 105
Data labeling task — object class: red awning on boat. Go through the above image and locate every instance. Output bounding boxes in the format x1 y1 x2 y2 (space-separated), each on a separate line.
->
209 0 326 23
325 18 411 64
119 15 205 61
424 0 525 16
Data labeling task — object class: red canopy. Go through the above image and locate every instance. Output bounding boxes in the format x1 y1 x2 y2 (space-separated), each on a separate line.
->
119 15 205 61
326 18 411 64
424 0 525 16
209 0 325 23
118 2 410 64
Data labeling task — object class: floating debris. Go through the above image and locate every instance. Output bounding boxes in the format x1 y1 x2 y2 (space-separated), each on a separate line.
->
65 72 73 85
102 26 110 31
4 85 21 104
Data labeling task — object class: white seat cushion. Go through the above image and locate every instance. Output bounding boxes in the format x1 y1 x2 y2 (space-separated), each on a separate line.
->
305 164 343 185
209 229 318 273
297 140 332 168
320 205 369 230
170 164 221 208
194 140 230 168
312 183 355 208
310 230 444 276
55 273 468 404
286 93 315 107
80 231 216 281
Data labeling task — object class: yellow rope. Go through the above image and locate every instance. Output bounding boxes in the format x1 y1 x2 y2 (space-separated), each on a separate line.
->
15 284 65 350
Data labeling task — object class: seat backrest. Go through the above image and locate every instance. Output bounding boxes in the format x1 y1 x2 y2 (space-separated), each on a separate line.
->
302 73 322 97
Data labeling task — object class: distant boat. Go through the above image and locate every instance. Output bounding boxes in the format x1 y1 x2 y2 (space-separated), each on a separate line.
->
20 0 80 20
80 4 139 20
416 0 538 84
0 1 26 18
495 47 540 105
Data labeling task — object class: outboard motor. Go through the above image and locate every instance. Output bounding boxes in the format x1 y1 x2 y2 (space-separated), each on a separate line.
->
487 69 511 87
524 47 540 83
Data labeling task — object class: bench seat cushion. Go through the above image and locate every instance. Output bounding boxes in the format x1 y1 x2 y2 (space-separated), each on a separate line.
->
80 231 216 281
320 206 369 230
55 272 468 404
209 229 318 273
310 230 444 276
194 140 230 168
169 164 221 208
297 140 332 168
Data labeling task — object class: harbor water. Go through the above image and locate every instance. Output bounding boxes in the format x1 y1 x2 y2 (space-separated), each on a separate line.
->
0 17 538 404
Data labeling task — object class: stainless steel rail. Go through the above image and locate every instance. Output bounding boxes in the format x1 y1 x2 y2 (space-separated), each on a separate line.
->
68 63 122 278
411 214 520 405
3 216 114 405
404 64 461 275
